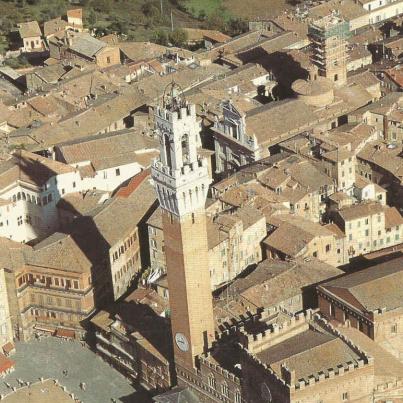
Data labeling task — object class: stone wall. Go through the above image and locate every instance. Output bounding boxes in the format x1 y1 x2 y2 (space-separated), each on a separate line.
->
240 312 375 402
238 309 314 354
176 359 241 403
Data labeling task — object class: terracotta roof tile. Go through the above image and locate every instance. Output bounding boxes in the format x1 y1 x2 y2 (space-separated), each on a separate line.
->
384 207 403 228
338 202 386 221
18 21 41 38
321 256 403 312
115 168 150 198
43 17 68 37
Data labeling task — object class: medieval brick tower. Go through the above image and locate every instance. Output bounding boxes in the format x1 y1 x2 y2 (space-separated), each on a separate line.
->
309 14 349 87
151 84 215 370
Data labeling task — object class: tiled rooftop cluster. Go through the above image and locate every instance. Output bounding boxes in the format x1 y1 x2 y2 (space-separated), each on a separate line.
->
0 1 402 401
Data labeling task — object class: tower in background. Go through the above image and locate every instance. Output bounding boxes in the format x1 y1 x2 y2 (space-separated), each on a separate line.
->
151 83 215 370
309 14 349 87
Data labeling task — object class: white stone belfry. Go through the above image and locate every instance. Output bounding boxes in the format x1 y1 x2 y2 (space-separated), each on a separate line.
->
152 85 211 217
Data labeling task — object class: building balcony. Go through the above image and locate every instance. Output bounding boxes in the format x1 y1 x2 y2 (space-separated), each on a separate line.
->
96 332 134 360
96 331 110 345
110 324 130 342
20 303 94 318
152 156 209 184
110 341 135 361
18 282 92 297
112 356 136 372
97 343 114 358
97 344 137 374
152 160 172 178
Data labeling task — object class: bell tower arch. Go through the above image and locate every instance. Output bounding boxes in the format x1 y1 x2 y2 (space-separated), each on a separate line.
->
151 83 215 369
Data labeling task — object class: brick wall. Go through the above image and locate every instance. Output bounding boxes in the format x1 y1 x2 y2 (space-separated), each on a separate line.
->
162 209 215 369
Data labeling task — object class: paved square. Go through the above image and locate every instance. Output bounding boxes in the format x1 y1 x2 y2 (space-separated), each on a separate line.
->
0 337 151 403
2 379 73 403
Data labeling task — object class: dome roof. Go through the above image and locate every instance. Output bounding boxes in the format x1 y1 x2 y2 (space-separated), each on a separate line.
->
292 76 334 96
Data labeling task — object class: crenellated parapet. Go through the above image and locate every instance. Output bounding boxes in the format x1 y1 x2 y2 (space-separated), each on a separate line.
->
239 311 375 393
292 358 370 391
372 307 387 316
240 309 315 354
313 313 373 361
151 88 211 217
198 354 241 385
215 309 268 338
238 342 287 388
374 379 403 393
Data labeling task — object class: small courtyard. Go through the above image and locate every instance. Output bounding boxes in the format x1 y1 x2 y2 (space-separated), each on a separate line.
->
0 337 151 403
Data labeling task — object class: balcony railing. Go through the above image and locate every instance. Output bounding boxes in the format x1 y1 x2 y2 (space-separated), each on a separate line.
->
110 341 135 361
97 344 136 373
18 282 92 296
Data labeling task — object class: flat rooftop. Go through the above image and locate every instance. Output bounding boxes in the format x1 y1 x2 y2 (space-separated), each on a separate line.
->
311 14 345 29
309 15 350 39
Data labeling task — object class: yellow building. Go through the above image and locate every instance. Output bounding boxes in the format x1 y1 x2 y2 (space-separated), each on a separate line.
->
264 214 339 266
331 201 403 263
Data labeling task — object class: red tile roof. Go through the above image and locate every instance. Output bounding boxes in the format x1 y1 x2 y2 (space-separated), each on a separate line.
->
115 168 150 198
0 353 14 374
55 328 76 338
385 67 403 88
2 342 14 355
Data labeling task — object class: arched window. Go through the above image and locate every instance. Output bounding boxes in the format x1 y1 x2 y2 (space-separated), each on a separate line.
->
12 195 16 203
234 390 241 403
221 381 229 397
22 192 26 201
181 134 189 164
208 374 216 389
27 194 31 202
17 192 21 201
164 133 172 169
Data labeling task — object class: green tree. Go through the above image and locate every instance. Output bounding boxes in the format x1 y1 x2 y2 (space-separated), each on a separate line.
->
0 18 13 35
141 1 159 17
168 28 187 47
5 55 30 69
205 11 225 31
170 0 187 12
41 0 67 19
153 29 168 45
108 19 129 35
86 7 97 27
198 9 206 21
91 0 112 13
226 17 248 36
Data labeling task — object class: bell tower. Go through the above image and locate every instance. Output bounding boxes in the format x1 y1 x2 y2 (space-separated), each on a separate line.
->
309 14 349 87
151 83 215 370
